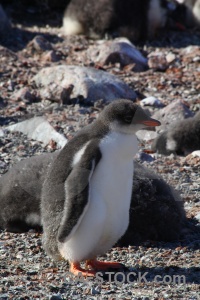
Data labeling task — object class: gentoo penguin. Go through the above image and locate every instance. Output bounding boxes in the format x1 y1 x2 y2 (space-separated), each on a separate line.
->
152 111 200 155
41 99 160 276
0 147 186 244
63 0 168 41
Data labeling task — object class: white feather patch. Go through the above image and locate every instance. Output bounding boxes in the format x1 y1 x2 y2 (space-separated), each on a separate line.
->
26 213 41 226
63 16 84 35
72 141 90 166
166 138 177 151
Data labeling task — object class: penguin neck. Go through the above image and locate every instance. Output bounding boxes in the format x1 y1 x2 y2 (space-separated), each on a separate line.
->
100 131 139 160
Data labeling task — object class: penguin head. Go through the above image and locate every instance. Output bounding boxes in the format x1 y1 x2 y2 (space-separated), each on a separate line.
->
99 99 161 134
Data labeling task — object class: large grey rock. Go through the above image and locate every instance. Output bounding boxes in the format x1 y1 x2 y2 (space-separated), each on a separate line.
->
7 117 67 148
152 99 194 133
0 152 186 242
87 38 148 72
32 65 137 104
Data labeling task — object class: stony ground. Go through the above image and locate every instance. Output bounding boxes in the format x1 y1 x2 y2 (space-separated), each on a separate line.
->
0 3 200 300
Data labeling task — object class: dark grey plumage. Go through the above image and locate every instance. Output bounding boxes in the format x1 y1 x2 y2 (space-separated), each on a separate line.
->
119 161 186 245
0 152 57 232
152 111 200 155
63 0 168 42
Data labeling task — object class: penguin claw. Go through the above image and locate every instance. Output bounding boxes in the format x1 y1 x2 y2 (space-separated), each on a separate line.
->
86 259 124 270
69 262 96 277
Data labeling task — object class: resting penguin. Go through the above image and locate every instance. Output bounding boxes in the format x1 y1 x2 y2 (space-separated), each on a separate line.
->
152 111 200 156
41 99 160 276
63 0 168 41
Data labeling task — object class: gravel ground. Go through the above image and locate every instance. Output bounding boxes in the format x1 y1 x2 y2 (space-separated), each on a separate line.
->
0 3 200 299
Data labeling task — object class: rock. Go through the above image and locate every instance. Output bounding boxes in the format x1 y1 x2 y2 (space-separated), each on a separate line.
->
166 52 176 63
0 45 17 61
12 87 36 103
0 5 11 35
28 35 53 52
0 152 185 243
41 50 62 62
152 99 194 132
50 294 62 300
7 117 67 148
135 152 155 162
140 96 165 108
182 150 200 166
148 54 169 71
181 46 200 62
191 150 200 157
87 38 148 72
32 65 137 104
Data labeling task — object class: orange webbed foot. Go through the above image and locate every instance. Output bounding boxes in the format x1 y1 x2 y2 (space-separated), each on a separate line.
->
86 259 124 271
69 262 96 277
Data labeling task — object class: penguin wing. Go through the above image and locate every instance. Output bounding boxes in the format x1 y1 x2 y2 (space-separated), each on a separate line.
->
57 141 101 243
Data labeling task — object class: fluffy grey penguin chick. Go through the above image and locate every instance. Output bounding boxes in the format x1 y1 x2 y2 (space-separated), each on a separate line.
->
0 152 57 232
0 149 186 244
41 99 160 276
63 0 167 41
119 161 186 245
152 111 200 155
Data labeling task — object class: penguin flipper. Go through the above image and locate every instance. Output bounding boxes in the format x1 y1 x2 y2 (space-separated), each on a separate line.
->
57 143 101 243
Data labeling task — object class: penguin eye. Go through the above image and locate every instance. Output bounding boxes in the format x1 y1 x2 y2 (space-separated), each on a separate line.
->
124 114 133 124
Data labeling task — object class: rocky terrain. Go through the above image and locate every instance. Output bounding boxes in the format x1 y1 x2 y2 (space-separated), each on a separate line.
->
0 2 200 300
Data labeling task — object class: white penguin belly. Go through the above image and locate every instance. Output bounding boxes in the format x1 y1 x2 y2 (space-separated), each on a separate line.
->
59 132 137 262
89 156 134 257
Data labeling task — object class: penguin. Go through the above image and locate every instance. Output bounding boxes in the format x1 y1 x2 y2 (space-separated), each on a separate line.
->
0 152 57 233
119 160 186 245
41 99 160 276
152 111 200 156
62 0 168 42
0 145 186 245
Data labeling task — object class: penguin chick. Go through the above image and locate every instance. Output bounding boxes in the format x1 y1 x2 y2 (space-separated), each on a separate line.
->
175 0 200 26
41 99 160 276
0 149 186 244
152 111 200 155
63 0 168 42
0 152 57 233
119 160 186 245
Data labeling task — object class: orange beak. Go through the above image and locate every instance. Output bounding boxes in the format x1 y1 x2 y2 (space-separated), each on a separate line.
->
138 118 161 127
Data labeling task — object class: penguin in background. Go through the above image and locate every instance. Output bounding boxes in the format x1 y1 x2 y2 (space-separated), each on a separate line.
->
41 99 160 276
152 111 200 156
0 152 57 233
62 0 168 42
